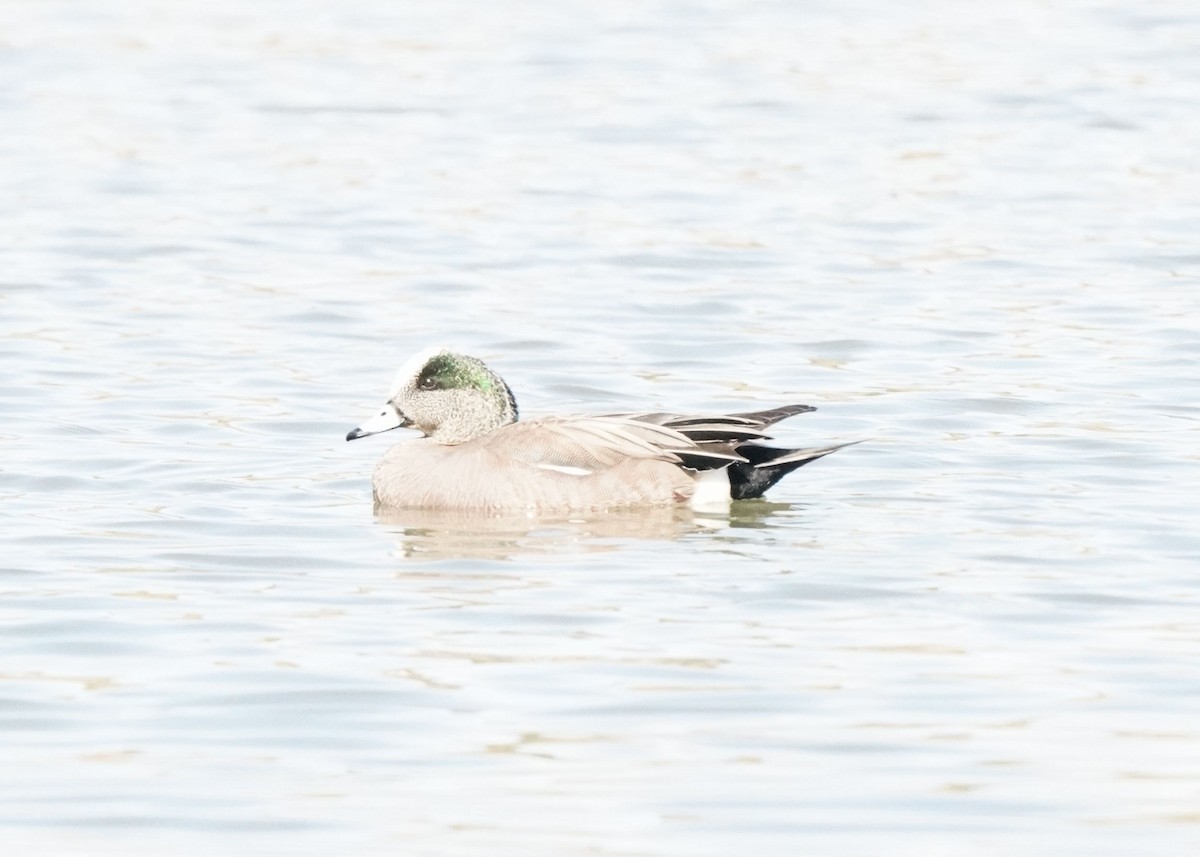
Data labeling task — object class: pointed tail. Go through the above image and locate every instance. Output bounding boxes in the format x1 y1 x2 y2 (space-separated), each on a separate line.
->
727 441 860 500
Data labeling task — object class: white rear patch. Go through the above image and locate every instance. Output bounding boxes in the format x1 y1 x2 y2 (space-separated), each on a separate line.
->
690 468 732 512
536 463 594 477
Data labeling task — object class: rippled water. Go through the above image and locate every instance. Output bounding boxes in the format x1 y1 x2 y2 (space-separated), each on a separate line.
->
3 1 1199 854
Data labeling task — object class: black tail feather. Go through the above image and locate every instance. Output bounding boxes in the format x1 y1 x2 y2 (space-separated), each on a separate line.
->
726 404 816 427
624 404 849 499
727 442 853 500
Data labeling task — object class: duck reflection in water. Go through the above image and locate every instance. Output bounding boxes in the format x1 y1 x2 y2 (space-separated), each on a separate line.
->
372 499 809 561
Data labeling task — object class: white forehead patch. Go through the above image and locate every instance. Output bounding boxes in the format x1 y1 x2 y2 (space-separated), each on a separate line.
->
389 345 453 397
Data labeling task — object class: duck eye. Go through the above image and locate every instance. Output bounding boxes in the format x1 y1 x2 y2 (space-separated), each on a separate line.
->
419 376 438 390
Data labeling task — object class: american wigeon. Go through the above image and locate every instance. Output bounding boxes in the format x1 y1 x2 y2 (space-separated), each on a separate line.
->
346 347 852 512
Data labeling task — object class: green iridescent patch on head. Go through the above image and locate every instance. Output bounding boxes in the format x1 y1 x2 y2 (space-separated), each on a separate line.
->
418 352 494 393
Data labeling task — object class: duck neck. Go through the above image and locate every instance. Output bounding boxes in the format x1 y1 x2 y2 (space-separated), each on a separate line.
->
430 380 518 444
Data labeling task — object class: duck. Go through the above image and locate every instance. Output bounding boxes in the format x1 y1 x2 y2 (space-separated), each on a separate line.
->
346 347 852 513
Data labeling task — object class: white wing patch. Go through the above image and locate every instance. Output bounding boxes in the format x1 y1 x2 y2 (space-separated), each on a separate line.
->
535 463 594 477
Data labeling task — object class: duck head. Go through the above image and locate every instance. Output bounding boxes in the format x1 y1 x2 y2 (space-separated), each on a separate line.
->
346 347 518 445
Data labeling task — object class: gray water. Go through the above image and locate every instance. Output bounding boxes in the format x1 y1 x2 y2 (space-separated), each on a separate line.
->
3 1 1199 855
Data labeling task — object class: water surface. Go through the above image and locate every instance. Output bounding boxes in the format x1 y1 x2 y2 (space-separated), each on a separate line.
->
2 1 1199 855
